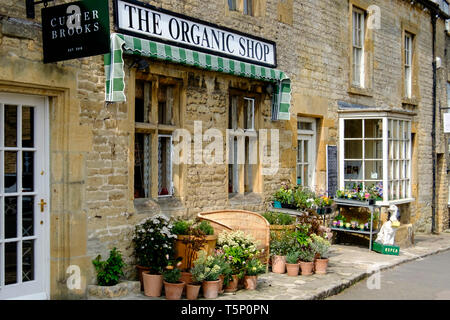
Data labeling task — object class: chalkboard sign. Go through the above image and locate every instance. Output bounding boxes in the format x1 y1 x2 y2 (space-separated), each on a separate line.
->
326 145 338 198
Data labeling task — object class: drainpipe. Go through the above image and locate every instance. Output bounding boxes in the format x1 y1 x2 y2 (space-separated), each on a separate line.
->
431 11 437 234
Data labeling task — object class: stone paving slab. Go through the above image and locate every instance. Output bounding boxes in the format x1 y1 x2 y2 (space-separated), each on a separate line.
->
87 233 450 300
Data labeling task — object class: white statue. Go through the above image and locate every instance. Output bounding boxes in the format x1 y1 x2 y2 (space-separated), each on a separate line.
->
375 204 400 246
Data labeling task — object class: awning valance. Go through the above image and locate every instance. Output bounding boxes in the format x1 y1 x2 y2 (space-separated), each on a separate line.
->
104 33 291 120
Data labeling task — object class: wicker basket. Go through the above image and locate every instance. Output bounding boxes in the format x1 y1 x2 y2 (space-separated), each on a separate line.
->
197 210 270 266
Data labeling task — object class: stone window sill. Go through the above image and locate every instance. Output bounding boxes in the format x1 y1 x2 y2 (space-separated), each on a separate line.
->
348 86 373 97
402 97 419 106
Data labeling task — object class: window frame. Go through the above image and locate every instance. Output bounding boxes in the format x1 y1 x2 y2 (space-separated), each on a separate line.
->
352 7 365 88
228 91 261 195
339 113 414 205
296 117 317 189
133 74 182 200
404 32 413 99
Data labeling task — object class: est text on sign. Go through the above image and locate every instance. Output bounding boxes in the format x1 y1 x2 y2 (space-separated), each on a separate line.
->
42 0 110 63
114 0 277 67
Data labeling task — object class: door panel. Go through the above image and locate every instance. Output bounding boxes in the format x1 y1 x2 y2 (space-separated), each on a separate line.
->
0 93 48 300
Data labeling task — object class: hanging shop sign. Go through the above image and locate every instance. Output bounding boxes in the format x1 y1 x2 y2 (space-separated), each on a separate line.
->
41 0 110 63
114 0 277 68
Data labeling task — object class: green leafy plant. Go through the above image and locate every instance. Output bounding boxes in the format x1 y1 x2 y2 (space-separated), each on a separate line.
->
273 187 294 205
92 247 125 286
213 249 233 286
308 234 331 259
190 251 222 282
269 229 296 256
262 211 294 225
172 219 193 235
298 247 315 262
293 186 316 210
286 250 300 264
244 258 266 276
197 220 214 235
132 214 176 274
293 224 311 247
163 266 182 283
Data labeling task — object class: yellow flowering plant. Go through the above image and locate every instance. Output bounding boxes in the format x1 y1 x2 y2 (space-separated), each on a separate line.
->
244 258 266 276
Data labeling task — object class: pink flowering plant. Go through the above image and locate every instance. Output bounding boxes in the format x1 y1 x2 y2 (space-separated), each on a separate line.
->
216 230 261 279
132 214 177 274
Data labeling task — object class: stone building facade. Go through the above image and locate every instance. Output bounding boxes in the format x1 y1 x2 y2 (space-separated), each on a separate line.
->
0 0 449 299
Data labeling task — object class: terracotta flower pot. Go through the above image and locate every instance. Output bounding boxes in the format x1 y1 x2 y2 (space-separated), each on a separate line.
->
180 271 193 295
314 258 329 275
286 263 300 276
224 274 239 293
218 275 225 294
163 280 185 300
202 280 220 299
299 261 314 275
142 272 163 297
136 265 151 291
243 275 258 290
271 255 286 274
186 283 201 300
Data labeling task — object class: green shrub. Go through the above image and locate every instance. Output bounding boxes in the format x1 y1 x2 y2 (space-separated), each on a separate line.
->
269 230 297 256
309 234 331 259
92 247 125 286
163 266 182 283
197 220 214 235
172 219 193 235
190 251 222 282
262 212 294 225
298 247 315 262
286 251 300 264
244 258 266 276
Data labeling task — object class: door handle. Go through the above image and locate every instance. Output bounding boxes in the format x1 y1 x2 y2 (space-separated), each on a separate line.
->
39 199 47 212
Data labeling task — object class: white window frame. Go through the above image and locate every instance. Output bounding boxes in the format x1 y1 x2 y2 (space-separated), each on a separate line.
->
339 113 414 205
352 8 365 88
404 32 413 99
297 117 316 189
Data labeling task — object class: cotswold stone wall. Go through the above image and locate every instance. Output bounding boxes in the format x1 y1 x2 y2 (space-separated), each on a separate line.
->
0 0 449 299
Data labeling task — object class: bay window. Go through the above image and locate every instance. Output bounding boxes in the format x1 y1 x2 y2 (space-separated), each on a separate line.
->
339 115 412 203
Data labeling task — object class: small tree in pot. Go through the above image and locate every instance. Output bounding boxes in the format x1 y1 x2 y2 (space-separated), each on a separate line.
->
285 250 300 276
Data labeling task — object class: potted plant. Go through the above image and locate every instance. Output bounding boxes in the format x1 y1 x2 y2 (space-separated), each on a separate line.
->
285 250 300 276
269 229 292 274
243 258 266 290
273 184 295 209
298 247 315 275
132 214 176 296
309 234 331 274
213 249 233 294
92 247 125 287
191 251 222 299
293 186 316 211
162 260 185 300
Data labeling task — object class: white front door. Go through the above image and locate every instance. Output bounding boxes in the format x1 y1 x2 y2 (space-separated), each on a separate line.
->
0 93 49 300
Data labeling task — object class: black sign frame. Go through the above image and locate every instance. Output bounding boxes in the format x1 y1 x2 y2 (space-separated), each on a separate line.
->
41 0 110 64
113 0 277 68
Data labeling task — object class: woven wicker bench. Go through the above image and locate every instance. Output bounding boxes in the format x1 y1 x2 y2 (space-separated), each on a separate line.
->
197 210 270 268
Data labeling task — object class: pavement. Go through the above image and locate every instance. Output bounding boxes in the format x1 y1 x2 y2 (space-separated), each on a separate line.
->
327 249 450 300
87 233 450 300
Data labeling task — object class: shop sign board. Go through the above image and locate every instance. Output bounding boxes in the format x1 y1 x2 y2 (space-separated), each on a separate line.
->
114 0 277 67
42 0 110 63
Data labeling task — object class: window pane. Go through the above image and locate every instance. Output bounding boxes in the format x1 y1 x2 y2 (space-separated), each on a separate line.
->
134 133 151 198
344 160 362 180
298 121 312 131
5 105 17 147
303 165 308 186
5 242 17 285
158 136 172 196
365 140 382 159
135 80 151 123
297 164 302 185
22 151 34 192
345 140 362 159
244 98 254 130
22 196 34 237
158 86 174 125
297 140 303 162
365 160 383 180
22 106 34 148
304 140 309 163
344 119 362 138
364 119 382 138
5 152 17 193
22 240 34 282
5 197 18 239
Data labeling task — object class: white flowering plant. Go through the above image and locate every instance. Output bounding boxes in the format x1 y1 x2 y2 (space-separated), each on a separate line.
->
190 251 222 282
132 214 177 274
216 230 261 279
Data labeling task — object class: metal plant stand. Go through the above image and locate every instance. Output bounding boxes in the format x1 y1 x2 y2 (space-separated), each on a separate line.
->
330 199 381 251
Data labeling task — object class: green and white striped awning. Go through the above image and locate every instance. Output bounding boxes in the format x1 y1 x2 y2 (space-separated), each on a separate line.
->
104 33 291 120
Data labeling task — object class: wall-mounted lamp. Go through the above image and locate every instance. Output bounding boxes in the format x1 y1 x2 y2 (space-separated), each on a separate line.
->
265 83 274 95
130 58 150 72
26 0 55 19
